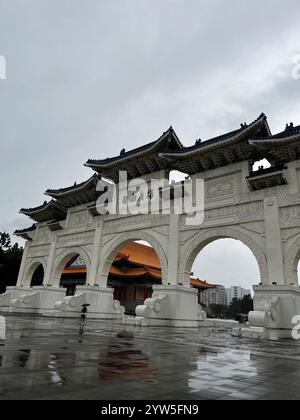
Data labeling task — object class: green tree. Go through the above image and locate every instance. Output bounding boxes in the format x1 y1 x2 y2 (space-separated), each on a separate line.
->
240 294 254 313
228 295 253 319
209 304 229 319
208 295 254 320
0 232 11 253
0 232 23 294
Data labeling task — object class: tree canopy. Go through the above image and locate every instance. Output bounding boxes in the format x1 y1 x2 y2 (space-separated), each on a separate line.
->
209 295 254 320
0 232 23 294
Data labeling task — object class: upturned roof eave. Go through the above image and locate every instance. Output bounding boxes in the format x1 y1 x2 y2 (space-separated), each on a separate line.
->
85 127 183 170
14 224 37 234
20 200 66 215
159 114 269 161
20 201 53 215
249 134 300 147
45 174 101 198
19 201 67 225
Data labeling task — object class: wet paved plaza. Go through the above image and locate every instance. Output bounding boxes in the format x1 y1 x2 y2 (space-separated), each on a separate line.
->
1 315 300 400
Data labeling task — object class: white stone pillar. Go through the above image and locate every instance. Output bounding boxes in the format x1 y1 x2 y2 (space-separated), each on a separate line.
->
44 235 58 286
286 161 298 195
167 214 180 286
241 161 252 193
88 219 103 286
17 241 30 286
263 195 285 285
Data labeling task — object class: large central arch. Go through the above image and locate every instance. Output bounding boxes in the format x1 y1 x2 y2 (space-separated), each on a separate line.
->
97 231 168 287
179 227 268 287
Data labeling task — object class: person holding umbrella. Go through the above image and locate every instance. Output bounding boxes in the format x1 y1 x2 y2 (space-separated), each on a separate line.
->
81 304 90 323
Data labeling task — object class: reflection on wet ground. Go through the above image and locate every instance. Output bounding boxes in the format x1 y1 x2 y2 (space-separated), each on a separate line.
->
1 316 300 400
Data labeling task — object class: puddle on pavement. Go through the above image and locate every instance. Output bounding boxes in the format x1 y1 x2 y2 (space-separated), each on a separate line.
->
2 316 300 396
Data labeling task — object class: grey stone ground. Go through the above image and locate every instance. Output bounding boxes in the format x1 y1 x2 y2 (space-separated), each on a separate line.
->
1 315 300 400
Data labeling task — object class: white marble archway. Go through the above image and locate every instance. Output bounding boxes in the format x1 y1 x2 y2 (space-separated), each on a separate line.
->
97 231 168 287
179 227 269 287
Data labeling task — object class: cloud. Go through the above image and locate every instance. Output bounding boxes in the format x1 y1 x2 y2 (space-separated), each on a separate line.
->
0 0 300 281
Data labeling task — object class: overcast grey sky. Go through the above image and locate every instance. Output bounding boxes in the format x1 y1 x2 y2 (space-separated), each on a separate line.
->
1 0 300 289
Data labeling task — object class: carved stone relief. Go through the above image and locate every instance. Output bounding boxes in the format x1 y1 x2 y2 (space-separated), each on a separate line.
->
240 222 265 236
206 176 235 199
281 228 300 242
56 233 94 249
280 206 300 228
103 214 169 234
28 245 50 258
203 202 264 224
278 186 300 207
70 212 88 228
37 228 50 244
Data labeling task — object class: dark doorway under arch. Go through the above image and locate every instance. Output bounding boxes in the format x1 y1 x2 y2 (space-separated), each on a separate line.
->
30 264 44 287
60 254 87 296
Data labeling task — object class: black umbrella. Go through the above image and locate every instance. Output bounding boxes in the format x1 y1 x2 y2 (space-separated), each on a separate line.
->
82 304 90 307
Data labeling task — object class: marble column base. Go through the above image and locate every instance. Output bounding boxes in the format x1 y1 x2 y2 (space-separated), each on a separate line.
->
246 285 300 341
0 286 33 312
49 286 125 320
135 285 207 327
9 286 65 315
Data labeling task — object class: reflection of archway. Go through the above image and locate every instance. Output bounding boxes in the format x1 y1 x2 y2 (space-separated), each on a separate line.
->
98 232 168 287
52 248 91 290
24 260 46 287
98 332 157 380
180 228 268 287
285 237 300 286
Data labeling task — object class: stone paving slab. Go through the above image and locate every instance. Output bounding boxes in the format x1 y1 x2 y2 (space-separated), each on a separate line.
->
1 315 300 400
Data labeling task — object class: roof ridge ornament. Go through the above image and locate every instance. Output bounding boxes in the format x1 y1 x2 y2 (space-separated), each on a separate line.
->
286 122 294 130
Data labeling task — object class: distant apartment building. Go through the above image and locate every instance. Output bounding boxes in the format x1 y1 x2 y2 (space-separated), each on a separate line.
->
226 286 251 305
200 285 226 307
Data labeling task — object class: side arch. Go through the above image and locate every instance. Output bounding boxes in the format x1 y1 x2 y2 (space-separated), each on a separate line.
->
284 236 300 285
97 231 168 287
23 259 47 287
51 247 92 287
179 227 268 286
